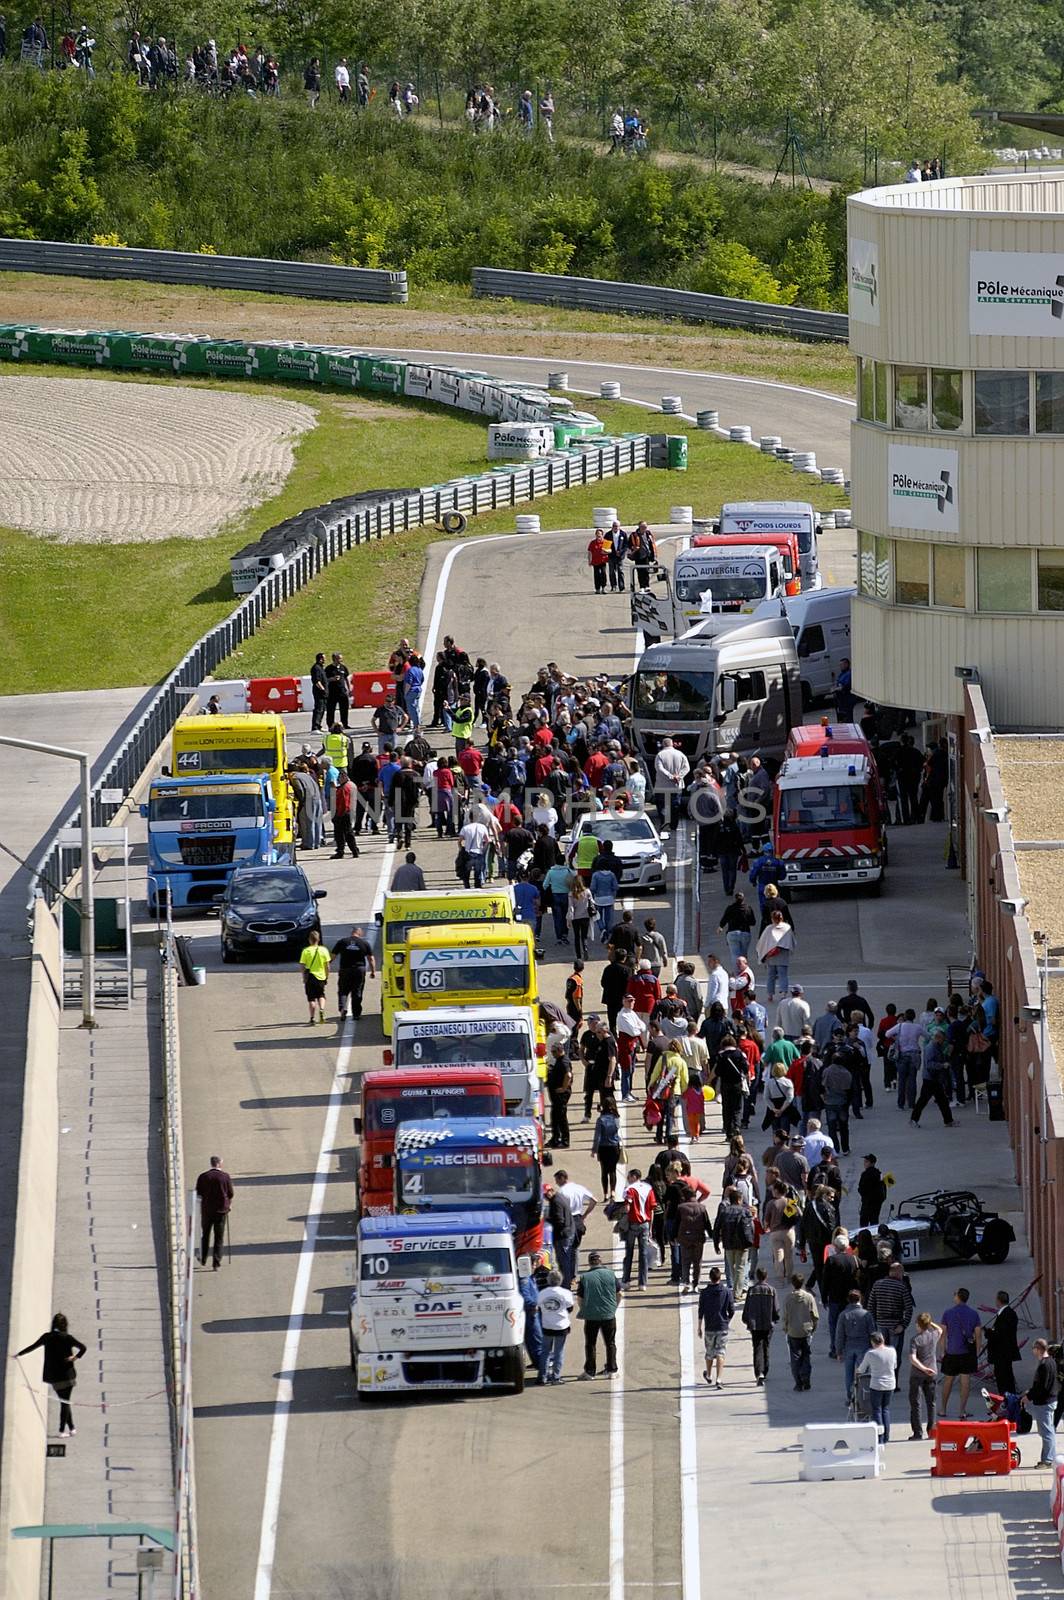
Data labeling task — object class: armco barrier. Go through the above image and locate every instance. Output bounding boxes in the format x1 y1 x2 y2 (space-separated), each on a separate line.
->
472 267 849 343
0 236 407 304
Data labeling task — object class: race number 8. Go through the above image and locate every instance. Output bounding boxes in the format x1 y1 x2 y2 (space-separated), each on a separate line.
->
414 969 444 991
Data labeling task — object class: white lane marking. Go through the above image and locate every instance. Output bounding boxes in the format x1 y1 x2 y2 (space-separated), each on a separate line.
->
610 1100 626 1600
253 843 395 1600
366 346 856 409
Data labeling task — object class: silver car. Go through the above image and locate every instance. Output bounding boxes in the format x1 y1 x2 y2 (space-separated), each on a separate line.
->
564 811 668 892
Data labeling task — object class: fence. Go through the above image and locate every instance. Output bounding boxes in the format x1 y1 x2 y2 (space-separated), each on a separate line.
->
472 267 849 342
0 236 407 303
159 902 198 1600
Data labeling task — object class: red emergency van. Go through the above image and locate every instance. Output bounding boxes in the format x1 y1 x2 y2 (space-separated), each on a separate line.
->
354 1066 507 1217
784 722 873 765
772 743 888 893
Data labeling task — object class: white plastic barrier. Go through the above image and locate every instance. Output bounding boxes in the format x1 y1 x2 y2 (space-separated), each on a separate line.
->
194 679 249 713
799 1422 882 1482
487 423 554 460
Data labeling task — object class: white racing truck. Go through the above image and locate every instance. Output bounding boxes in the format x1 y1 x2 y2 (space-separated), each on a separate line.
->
631 545 787 643
349 1209 529 1397
385 1006 545 1119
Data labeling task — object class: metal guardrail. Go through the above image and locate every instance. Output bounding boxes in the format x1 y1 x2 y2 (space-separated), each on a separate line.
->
0 237 408 304
158 901 199 1600
472 267 849 342
26 432 653 919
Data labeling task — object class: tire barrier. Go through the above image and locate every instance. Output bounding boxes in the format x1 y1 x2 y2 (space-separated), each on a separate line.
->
729 425 754 444
441 511 468 533
515 514 541 533
548 371 569 390
760 435 782 454
670 505 693 525
697 409 719 430
593 506 618 529
600 381 621 399
661 395 683 414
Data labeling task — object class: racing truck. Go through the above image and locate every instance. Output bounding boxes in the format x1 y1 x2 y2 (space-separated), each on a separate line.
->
349 1209 528 1396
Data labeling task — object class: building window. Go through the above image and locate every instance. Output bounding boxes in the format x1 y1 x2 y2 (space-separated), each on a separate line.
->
977 549 1032 612
894 540 930 606
858 359 888 424
894 366 928 431
974 371 1030 435
858 532 891 600
933 544 965 608
1035 372 1064 434
1037 550 1064 611
931 369 963 431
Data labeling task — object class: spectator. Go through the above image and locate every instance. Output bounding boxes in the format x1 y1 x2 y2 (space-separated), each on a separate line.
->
335 57 350 102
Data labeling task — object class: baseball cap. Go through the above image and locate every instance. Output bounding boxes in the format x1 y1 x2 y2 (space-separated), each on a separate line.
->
791 984 804 994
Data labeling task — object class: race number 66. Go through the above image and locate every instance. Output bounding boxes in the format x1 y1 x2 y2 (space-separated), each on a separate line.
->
414 969 444 991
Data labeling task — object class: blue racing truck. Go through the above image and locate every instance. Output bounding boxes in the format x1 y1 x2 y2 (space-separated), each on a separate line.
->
141 774 275 911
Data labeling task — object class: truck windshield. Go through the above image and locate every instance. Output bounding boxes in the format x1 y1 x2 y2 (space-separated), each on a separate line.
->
675 573 765 603
384 906 508 946
360 1245 513 1283
634 669 715 720
584 817 657 844
410 952 530 995
401 1155 535 1201
367 1090 501 1132
778 785 870 831
174 746 276 773
396 1033 532 1067
150 793 263 822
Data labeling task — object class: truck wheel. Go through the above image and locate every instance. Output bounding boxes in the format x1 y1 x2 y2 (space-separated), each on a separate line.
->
506 1348 526 1395
977 1219 1012 1265
865 875 883 897
349 1328 359 1372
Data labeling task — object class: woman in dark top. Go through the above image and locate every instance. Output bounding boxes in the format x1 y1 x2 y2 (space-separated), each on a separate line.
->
17 1312 87 1435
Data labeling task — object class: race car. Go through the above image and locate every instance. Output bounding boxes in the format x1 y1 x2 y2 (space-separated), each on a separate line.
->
874 1189 1015 1270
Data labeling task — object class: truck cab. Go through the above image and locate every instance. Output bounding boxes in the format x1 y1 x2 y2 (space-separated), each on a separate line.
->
141 773 275 911
714 501 821 591
631 616 800 769
378 887 516 1035
387 1007 544 1119
170 712 294 857
690 529 802 596
349 1210 528 1395
403 923 543 1044
773 750 887 892
670 545 786 634
393 1115 547 1258
354 1066 507 1218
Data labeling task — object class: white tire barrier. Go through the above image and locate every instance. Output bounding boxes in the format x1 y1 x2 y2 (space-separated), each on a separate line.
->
820 467 846 485
775 446 794 462
661 395 683 414
834 508 853 528
487 422 554 460
515 513 541 533
670 505 693 525
600 380 621 399
729 425 753 443
592 506 618 529
760 435 782 453
548 371 569 389
792 451 817 473
821 512 836 529
696 409 719 429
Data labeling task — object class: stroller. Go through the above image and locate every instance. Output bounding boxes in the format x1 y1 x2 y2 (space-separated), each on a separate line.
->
848 1370 873 1424
980 1386 1030 1468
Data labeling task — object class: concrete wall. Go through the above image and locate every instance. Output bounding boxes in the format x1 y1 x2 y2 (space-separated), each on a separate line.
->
963 683 1064 1333
0 902 61 1600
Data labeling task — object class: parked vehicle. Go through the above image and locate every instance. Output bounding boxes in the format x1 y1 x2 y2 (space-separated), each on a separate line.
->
377 887 516 1034
349 1210 528 1396
354 1065 507 1218
752 588 854 708
630 615 800 769
402 924 542 1040
714 501 823 590
142 773 275 911
691 529 802 596
216 864 325 959
562 810 668 891
872 1190 1015 1268
773 750 887 893
386 1007 544 1117
171 712 295 857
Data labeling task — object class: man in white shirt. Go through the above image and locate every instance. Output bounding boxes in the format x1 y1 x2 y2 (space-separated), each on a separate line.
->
777 984 811 1041
802 1117 834 1169
558 1175 597 1282
905 158 921 182
537 1270 574 1384
334 57 350 100
654 737 690 834
458 817 491 888
705 954 729 1013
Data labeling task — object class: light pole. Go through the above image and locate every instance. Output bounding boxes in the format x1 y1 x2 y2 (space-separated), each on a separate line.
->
1 735 96 1028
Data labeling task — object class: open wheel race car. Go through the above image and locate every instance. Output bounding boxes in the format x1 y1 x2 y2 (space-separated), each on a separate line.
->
872 1190 1015 1269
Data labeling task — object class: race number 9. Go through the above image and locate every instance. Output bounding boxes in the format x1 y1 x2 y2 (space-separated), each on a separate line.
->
414 969 445 991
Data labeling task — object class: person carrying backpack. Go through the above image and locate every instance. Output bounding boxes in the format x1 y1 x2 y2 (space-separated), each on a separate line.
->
627 521 657 589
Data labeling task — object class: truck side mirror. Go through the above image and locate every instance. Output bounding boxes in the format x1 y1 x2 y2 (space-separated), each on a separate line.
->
517 1254 532 1280
374 911 384 925
139 803 149 818
720 678 738 714
353 1116 363 1136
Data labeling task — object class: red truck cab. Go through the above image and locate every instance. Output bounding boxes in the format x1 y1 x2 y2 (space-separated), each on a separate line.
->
773 729 888 893
691 530 802 596
354 1066 507 1218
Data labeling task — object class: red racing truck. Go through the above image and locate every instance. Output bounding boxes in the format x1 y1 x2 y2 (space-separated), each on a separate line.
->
354 1067 507 1218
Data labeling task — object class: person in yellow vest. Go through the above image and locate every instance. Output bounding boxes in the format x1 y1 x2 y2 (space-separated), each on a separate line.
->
450 700 475 753
575 829 600 881
299 929 331 1024
322 722 351 775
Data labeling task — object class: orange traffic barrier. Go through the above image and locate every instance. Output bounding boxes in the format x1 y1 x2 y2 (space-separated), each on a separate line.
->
248 676 303 714
351 671 393 709
931 1419 1013 1478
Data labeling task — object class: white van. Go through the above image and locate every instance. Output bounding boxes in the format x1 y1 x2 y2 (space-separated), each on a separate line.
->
386 1007 544 1118
751 587 854 708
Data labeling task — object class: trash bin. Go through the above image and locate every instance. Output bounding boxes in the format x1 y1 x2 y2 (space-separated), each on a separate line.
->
988 1074 1005 1120
667 434 688 471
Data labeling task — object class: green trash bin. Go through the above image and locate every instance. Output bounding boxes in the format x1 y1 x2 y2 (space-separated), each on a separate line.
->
667 434 688 471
